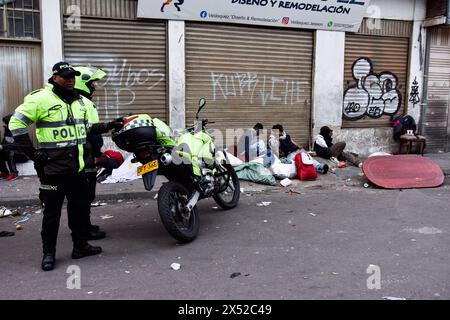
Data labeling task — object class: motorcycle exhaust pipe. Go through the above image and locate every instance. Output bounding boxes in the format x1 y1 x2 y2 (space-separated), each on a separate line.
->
160 153 173 166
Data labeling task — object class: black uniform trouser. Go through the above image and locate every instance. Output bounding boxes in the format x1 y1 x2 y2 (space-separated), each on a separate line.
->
38 173 91 254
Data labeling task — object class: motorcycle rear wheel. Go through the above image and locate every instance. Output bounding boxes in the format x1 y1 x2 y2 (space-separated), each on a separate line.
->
213 164 240 210
158 181 200 243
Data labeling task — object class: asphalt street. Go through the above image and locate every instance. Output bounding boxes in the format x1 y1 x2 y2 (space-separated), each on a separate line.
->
1 179 449 300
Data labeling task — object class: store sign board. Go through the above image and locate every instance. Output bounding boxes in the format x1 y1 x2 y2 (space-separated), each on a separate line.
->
138 0 371 32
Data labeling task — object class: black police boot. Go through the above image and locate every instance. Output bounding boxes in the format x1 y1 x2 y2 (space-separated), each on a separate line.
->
87 230 106 241
72 243 102 259
41 253 56 271
90 225 100 232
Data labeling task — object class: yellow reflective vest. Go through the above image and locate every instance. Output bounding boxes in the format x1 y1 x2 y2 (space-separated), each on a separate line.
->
9 84 94 174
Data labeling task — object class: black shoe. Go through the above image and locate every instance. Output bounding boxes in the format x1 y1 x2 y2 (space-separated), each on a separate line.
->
87 230 106 241
72 244 102 259
41 253 55 271
90 225 100 233
321 164 329 174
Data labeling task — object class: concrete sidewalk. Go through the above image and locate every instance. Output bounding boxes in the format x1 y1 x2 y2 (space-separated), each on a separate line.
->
1 153 449 207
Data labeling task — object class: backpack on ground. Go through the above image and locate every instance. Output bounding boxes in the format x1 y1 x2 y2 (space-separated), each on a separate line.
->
294 152 318 181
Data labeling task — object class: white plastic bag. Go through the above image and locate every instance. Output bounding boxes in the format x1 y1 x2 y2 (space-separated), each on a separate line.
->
270 155 297 179
101 154 142 184
225 153 244 167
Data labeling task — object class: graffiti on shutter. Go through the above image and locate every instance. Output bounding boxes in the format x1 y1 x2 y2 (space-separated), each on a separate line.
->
343 57 402 120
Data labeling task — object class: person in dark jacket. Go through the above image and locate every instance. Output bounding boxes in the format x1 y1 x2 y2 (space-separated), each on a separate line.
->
0 114 28 181
272 124 328 174
314 126 362 167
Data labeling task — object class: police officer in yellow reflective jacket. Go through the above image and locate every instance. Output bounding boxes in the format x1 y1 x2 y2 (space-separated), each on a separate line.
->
8 62 118 271
73 66 123 241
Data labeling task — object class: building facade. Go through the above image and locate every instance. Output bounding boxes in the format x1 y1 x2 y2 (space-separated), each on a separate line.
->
2 0 446 156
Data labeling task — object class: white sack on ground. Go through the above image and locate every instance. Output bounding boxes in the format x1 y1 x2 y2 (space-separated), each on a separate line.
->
101 154 142 184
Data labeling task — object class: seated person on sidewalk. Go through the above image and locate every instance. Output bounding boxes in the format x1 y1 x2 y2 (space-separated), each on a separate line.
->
272 124 328 174
96 149 125 182
237 123 267 162
314 126 362 168
0 114 28 181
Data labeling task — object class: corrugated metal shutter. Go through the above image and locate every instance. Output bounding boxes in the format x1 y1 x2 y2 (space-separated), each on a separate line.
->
63 16 167 122
0 41 42 145
343 19 411 128
185 23 313 146
0 42 42 116
423 27 450 152
63 0 138 20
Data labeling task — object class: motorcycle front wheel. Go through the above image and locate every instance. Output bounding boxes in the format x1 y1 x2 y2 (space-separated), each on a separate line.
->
213 164 240 210
157 181 200 243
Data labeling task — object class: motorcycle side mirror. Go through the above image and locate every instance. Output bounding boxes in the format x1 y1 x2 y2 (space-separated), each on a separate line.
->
196 98 206 119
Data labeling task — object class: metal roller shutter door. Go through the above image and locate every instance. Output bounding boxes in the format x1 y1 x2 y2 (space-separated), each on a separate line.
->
423 27 450 152
63 17 167 122
0 42 42 116
343 19 411 128
185 23 314 146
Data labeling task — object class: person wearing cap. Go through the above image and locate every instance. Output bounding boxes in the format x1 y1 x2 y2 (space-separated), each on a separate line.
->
73 66 124 240
8 61 120 271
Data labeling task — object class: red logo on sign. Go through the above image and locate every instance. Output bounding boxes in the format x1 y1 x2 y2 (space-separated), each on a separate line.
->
282 17 290 25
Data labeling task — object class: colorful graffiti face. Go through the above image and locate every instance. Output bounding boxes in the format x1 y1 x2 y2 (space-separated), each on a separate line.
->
343 57 402 121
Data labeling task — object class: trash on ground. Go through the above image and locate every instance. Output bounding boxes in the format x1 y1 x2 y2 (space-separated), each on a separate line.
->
154 194 158 200
170 263 181 271
364 183 370 188
280 178 293 187
338 162 348 168
100 203 107 206
101 154 142 184
15 224 22 231
117 199 123 203
230 272 241 279
35 210 42 214
125 271 130 274
287 189 303 196
0 207 14 218
17 213 31 225
263 220 268 223
383 296 406 300
0 231 15 237
101 214 114 220
91 202 101 207
308 212 317 217
402 227 442 235
257 202 272 207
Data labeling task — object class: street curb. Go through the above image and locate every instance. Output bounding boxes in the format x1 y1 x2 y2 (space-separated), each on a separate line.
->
2 191 158 208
